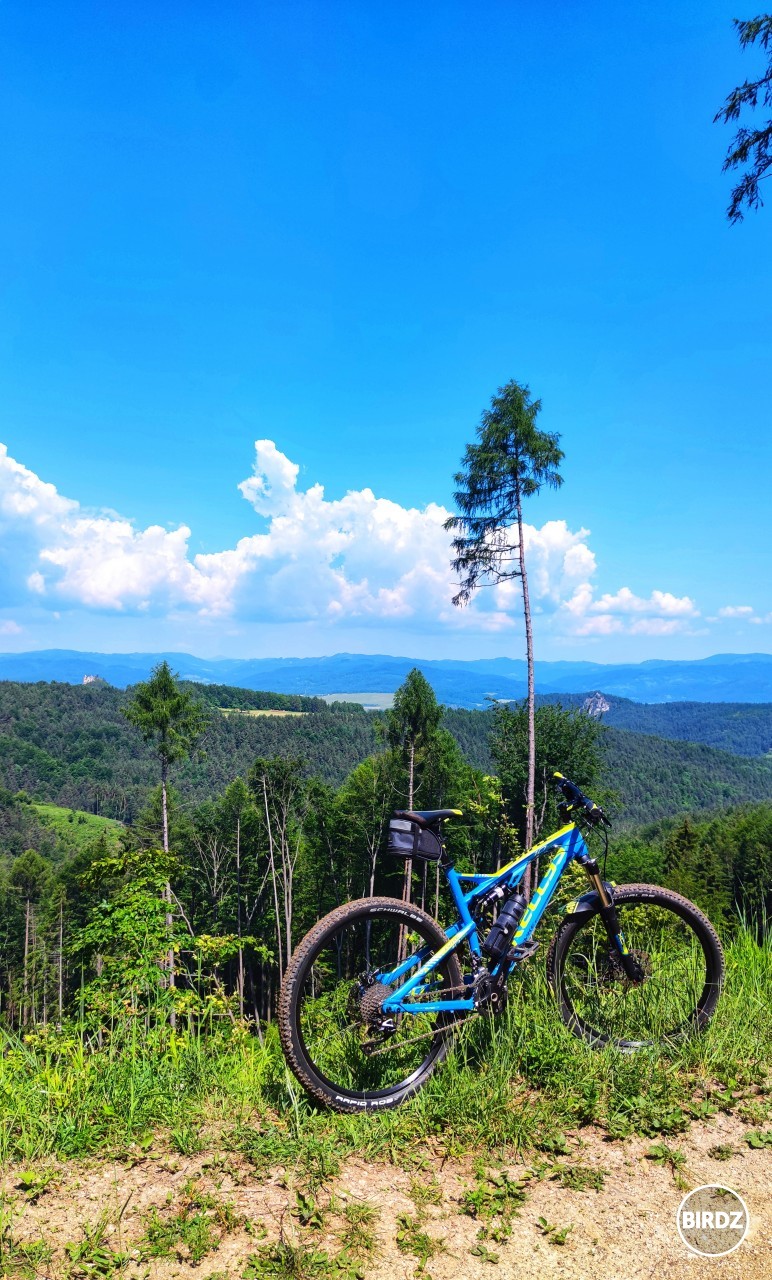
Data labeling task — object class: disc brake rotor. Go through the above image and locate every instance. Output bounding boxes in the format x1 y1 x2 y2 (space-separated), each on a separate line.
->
601 948 652 988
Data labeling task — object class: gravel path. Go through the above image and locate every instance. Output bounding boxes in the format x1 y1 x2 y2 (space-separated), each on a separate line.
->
3 1114 769 1279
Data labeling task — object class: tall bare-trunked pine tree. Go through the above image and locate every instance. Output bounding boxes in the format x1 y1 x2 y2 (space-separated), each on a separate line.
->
123 662 209 1021
445 380 563 894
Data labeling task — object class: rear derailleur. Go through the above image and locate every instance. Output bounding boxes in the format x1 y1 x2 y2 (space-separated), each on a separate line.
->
348 978 398 1054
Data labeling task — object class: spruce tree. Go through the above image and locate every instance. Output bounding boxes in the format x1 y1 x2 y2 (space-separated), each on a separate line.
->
446 380 563 890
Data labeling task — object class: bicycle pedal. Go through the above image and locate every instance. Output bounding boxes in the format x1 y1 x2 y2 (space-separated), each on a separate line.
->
512 940 539 962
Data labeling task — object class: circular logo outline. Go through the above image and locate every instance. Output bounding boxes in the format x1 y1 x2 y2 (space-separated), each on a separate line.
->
676 1184 749 1257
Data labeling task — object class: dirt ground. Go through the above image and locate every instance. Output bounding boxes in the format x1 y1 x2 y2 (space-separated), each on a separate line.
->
2 1114 770 1279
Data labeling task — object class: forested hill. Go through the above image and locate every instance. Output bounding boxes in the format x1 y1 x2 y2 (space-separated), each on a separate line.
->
601 729 772 823
543 694 772 758
0 681 375 821
2 680 772 828
447 708 772 823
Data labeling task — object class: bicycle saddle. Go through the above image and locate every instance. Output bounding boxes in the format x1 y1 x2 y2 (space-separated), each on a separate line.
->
394 808 463 827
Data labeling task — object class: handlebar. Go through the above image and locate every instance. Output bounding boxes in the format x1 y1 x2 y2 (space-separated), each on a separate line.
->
553 772 610 827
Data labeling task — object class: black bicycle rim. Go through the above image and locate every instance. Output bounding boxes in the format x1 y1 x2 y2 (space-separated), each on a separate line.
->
556 894 719 1048
293 909 457 1102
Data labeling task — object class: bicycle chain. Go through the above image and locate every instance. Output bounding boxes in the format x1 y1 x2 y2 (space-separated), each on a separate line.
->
361 978 478 1058
359 943 536 1056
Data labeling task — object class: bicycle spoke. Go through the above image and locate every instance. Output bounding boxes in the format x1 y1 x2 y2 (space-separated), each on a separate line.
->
295 909 458 1097
560 899 713 1045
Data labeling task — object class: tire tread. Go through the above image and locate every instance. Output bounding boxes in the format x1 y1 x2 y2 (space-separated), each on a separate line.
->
278 896 463 1112
546 882 725 1046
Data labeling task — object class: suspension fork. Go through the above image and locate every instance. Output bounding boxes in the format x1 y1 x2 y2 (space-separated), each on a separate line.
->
577 854 645 983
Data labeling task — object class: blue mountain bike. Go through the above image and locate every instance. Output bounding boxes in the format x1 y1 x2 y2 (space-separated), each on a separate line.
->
279 774 725 1112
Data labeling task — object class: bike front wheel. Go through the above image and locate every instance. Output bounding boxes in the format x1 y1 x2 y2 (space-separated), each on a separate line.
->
279 897 464 1112
546 884 725 1050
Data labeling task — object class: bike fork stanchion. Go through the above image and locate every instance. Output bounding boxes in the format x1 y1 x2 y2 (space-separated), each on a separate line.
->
577 852 645 984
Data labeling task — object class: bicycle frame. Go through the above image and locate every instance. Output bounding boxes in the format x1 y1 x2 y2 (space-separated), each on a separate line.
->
379 822 589 1016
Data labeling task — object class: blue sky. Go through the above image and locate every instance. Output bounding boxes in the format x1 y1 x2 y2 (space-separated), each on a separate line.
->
1 1 770 662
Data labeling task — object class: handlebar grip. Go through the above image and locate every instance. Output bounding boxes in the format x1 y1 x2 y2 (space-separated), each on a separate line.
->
553 771 588 806
553 772 607 824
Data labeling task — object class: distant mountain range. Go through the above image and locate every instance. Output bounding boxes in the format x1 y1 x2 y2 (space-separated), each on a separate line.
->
2 649 772 706
1 678 771 828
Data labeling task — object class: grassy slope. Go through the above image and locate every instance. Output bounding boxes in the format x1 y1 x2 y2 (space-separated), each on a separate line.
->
31 804 123 854
1 928 768 1167
219 708 307 717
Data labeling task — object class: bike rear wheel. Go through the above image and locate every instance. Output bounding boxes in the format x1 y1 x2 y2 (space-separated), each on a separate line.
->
279 897 464 1112
546 883 724 1049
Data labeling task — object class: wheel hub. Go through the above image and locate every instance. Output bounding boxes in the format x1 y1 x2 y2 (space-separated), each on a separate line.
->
602 948 651 987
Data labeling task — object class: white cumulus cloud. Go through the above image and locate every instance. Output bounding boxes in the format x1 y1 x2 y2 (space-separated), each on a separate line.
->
714 604 772 627
560 582 698 637
718 605 755 618
0 438 702 639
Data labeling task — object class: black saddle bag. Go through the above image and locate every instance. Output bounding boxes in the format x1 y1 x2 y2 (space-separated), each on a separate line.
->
387 817 443 861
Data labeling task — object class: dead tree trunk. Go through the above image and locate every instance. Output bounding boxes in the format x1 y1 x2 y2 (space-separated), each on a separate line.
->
161 765 176 1028
58 895 64 1030
236 815 244 1020
516 487 537 898
402 738 415 907
22 898 30 1028
261 775 284 981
